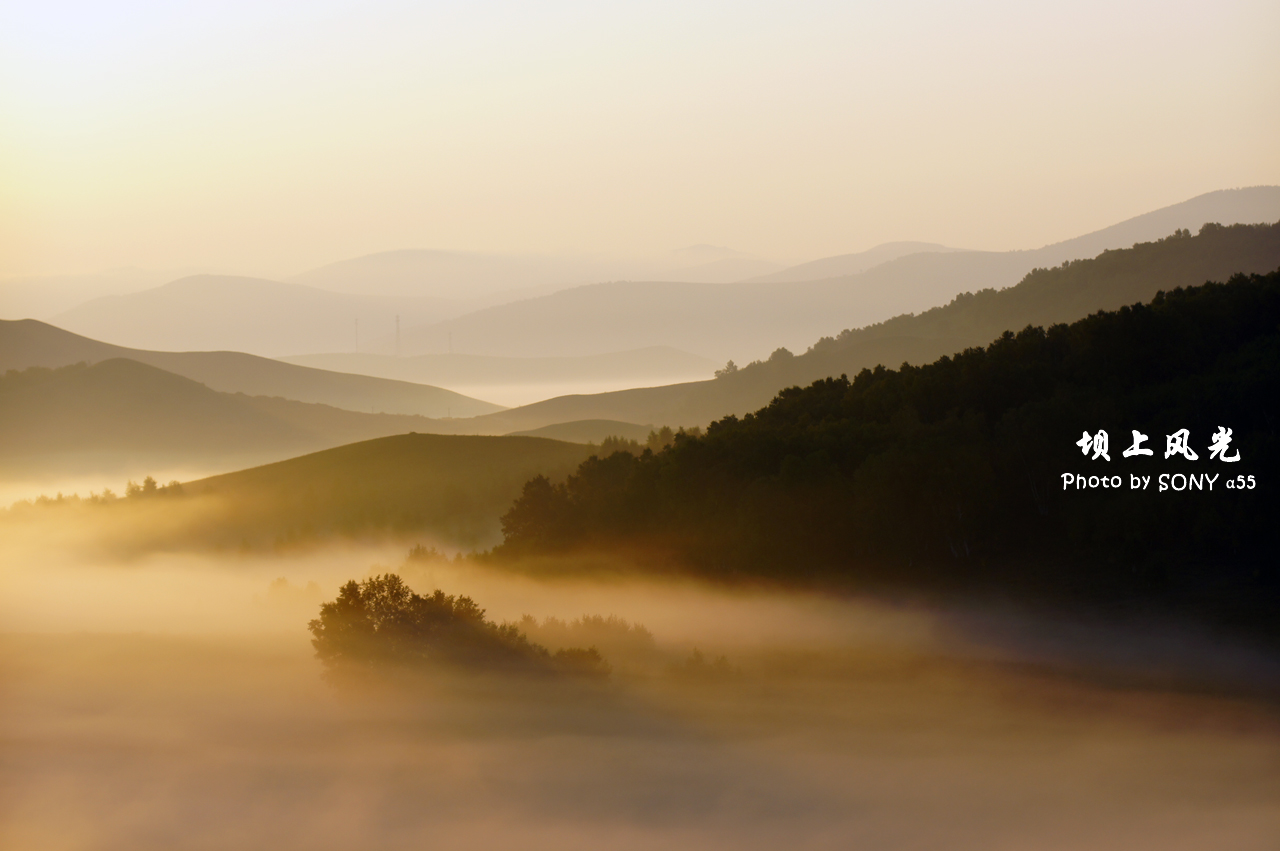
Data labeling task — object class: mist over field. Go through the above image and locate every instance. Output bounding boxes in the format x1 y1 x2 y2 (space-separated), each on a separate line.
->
3 532 1278 851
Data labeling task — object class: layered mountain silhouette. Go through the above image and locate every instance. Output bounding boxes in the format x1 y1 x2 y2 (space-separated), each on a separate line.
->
756 187 1280 284
10 192 1279 479
447 220 1280 433
0 319 502 418
0 359 462 475
35 188 1279 366
289 246 783 298
278 347 715 389
746 241 963 283
398 188 1280 361
49 275 463 357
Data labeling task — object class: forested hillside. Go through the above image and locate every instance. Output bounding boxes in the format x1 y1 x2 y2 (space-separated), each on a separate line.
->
496 270 1280 632
720 221 1280 402
464 221 1280 433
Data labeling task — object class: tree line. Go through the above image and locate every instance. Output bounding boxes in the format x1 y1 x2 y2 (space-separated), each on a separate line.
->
495 269 1280 635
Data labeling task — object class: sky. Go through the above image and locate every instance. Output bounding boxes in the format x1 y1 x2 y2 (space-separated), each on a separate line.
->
2 0 1278 279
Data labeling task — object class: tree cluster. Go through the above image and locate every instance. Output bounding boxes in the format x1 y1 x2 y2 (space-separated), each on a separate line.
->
308 574 610 677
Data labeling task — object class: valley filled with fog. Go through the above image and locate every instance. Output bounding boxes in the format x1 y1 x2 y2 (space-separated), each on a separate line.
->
4 533 1278 850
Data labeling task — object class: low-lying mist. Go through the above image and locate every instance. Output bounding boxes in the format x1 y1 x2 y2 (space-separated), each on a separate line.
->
3 532 1279 850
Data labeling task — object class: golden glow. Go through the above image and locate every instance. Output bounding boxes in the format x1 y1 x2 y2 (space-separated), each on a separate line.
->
3 0 1278 279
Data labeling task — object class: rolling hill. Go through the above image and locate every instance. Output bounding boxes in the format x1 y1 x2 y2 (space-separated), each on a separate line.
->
447 220 1280 433
753 186 1280 284
49 274 463 357
0 319 502 418
4 432 595 554
278 347 716 390
0 359 457 476
397 188 1280 362
182 432 593 549
289 250 613 299
289 246 783 299
13 221 1275 471
746 241 963 283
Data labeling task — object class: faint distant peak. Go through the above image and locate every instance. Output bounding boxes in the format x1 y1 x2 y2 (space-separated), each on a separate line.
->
1030 186 1280 260
748 241 965 284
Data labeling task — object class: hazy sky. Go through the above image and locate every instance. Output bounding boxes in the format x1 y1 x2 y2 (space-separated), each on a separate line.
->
3 0 1277 279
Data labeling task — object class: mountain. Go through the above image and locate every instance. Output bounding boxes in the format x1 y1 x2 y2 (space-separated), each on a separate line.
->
748 241 963 283
50 274 463 357
289 250 613 299
277 347 716 389
289 246 784 297
397 188 1280 362
754 187 1280 285
397 276 962 362
0 359 455 475
0 319 502 418
446 220 1280 434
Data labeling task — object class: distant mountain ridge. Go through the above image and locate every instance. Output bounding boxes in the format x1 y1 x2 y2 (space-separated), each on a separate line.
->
278 346 715 388
10 218 1277 481
35 188 1280 363
747 241 963 283
0 319 503 418
446 220 1280 433
754 187 1280 284
396 187 1280 362
50 274 464 357
289 246 784 299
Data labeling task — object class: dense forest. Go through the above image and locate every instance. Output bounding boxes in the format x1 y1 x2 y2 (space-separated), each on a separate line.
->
496 270 1280 633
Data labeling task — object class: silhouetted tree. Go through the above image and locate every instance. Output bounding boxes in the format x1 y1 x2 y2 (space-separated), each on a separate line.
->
715 360 739 378
308 574 611 677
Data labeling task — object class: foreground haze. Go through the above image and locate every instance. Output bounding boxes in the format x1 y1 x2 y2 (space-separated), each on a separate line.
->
2 541 1278 851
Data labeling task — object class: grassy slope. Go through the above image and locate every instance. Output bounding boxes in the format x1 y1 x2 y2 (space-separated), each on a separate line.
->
0 359 449 474
0 319 502 417
175 433 594 550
